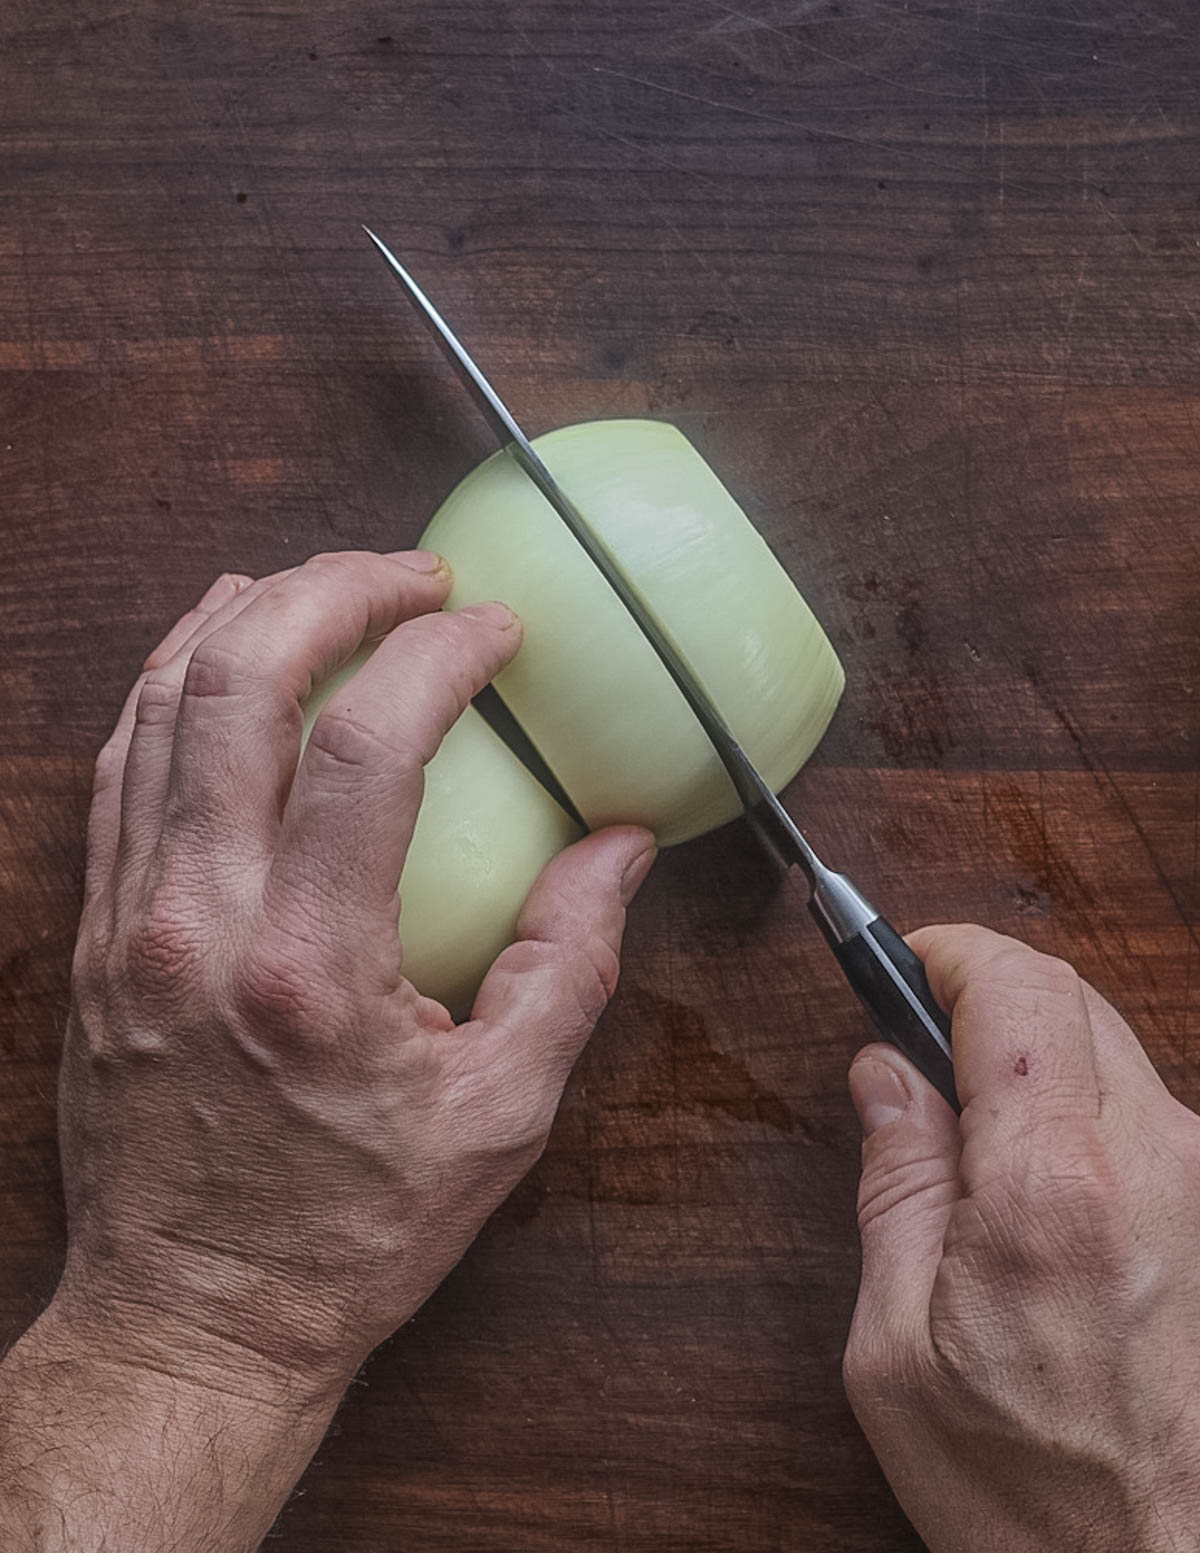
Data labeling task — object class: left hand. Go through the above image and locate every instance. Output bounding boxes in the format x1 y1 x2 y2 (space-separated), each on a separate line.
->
0 552 655 1553
62 549 654 1387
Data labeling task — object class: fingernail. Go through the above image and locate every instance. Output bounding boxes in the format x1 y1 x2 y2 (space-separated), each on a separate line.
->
620 845 657 905
197 572 243 610
393 549 449 574
850 1059 911 1137
459 601 518 630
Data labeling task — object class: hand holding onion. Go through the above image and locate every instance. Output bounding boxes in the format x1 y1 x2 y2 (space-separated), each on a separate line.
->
77 547 663 1350
0 551 655 1550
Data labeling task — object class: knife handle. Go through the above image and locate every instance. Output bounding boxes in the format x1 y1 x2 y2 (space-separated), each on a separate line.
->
808 880 960 1113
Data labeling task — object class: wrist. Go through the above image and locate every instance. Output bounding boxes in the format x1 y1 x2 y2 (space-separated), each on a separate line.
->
48 1258 355 1417
0 1284 349 1553
50 1234 373 1414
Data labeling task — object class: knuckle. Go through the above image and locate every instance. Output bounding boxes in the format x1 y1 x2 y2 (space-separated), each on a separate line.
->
943 928 1073 995
136 667 185 727
1026 949 1083 999
985 941 1081 1003
183 637 245 701
1032 1151 1126 1266
437 606 495 659
233 922 331 1038
511 934 617 1029
571 937 620 1020
229 574 271 608
305 708 399 775
123 884 205 1004
857 1143 958 1237
235 948 315 1034
302 550 367 586
443 608 487 645
172 605 208 638
978 940 1038 983
949 923 1015 959
964 1124 1126 1280
520 879 623 1024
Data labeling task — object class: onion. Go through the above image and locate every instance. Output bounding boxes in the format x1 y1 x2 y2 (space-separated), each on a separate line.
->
421 419 843 845
303 418 843 1013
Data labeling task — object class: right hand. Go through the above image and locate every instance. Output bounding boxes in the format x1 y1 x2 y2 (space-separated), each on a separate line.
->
57 552 656 1401
843 925 1200 1552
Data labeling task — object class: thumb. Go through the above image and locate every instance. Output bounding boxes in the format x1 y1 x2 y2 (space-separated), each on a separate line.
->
463 825 656 1116
847 1045 962 1354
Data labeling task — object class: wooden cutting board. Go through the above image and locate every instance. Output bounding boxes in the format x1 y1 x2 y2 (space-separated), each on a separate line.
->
1 3 1196 1547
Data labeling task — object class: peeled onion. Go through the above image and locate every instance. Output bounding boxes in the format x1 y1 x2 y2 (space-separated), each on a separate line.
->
302 418 843 1013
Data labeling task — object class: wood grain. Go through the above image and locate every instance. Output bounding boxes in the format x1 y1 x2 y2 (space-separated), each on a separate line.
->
1 2 1197 1548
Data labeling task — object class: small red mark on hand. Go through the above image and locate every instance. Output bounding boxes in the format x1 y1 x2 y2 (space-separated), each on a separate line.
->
1014 1056 1029 1077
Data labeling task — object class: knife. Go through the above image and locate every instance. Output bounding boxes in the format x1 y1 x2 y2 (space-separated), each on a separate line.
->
362 225 959 1114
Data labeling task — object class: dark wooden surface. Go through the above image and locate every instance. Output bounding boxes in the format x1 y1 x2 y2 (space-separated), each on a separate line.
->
3 2 1199 1548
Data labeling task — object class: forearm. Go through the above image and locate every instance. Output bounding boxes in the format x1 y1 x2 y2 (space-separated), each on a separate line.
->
0 1295 345 1552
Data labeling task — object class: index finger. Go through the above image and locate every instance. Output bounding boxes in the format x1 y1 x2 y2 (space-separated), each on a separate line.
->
907 924 1103 1136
